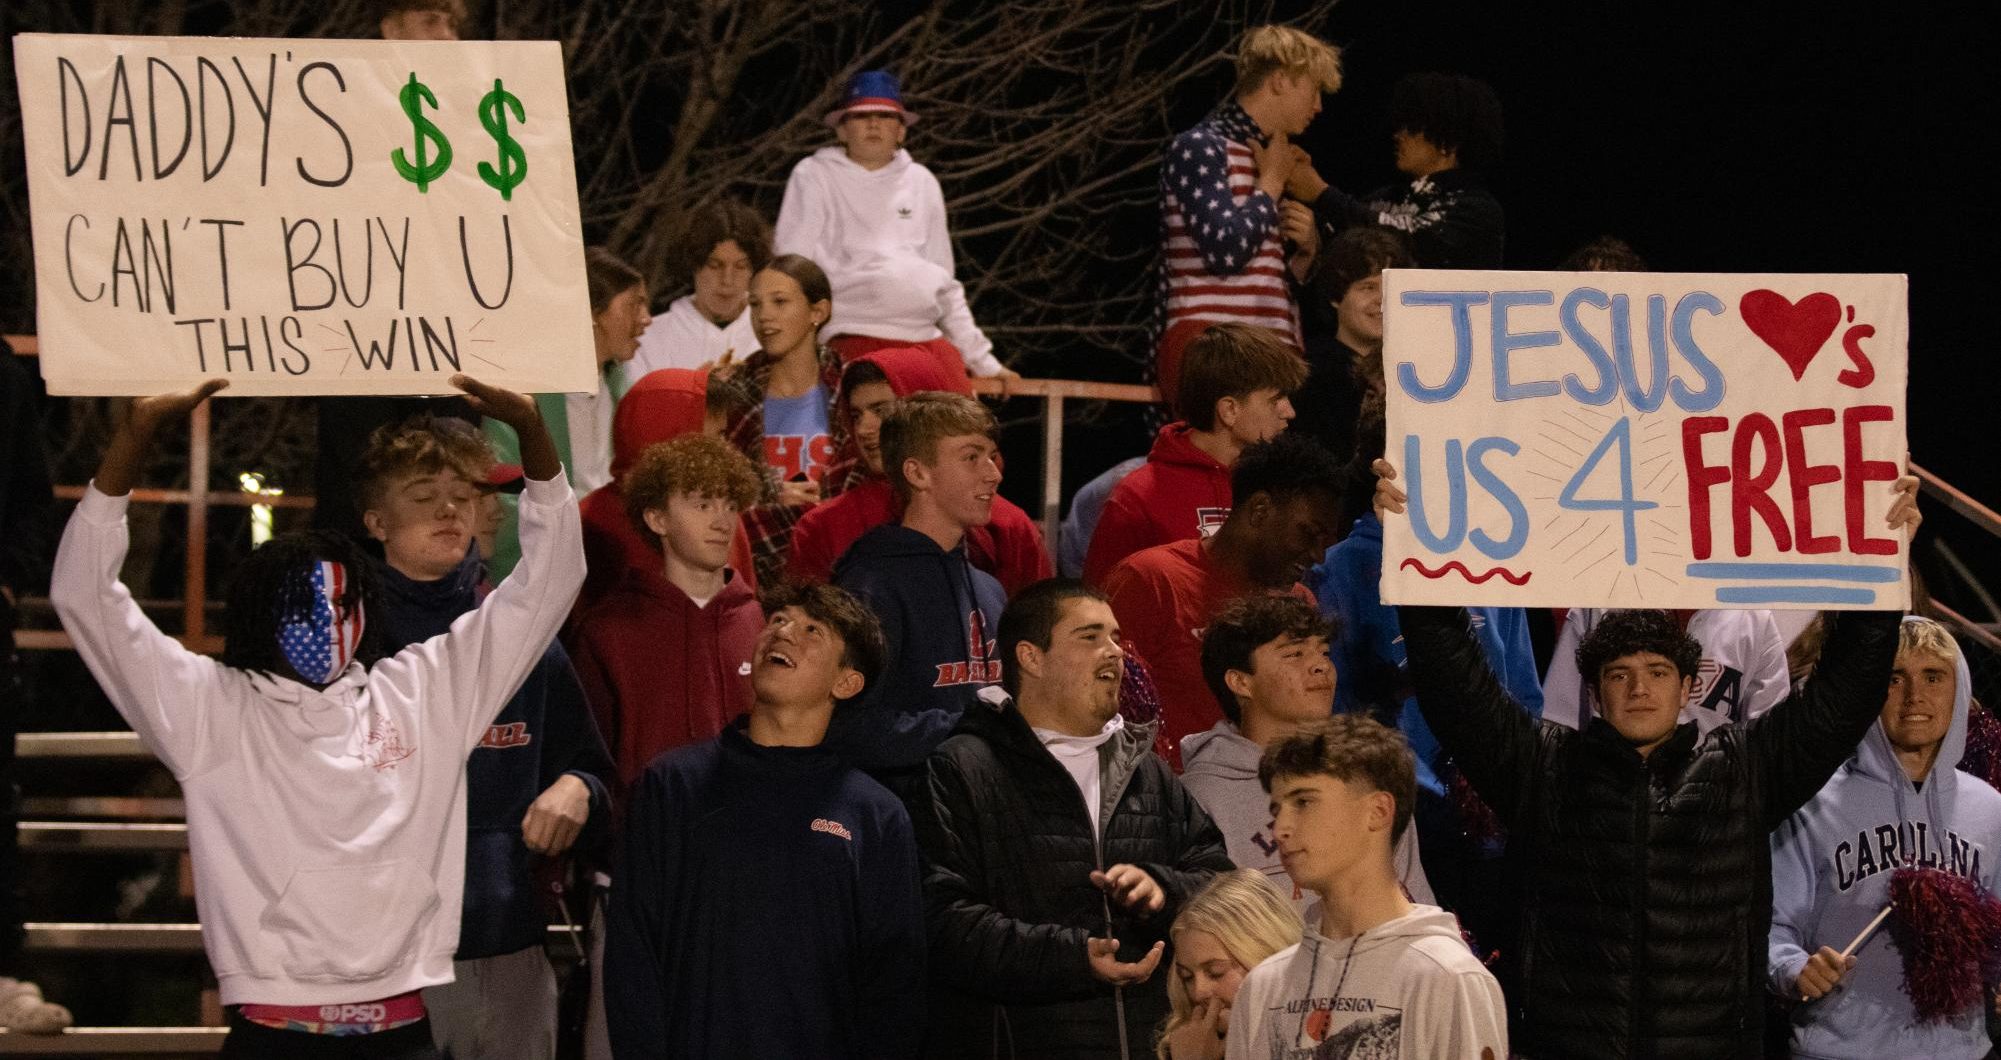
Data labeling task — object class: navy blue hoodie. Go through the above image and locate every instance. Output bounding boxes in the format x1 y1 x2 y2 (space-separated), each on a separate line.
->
374 550 614 959
605 719 925 1059
828 524 1006 773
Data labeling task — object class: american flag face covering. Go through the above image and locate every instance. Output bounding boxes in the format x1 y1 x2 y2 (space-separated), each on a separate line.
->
277 560 365 685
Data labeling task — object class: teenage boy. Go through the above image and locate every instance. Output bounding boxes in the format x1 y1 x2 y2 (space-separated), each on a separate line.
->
1103 432 1342 763
1769 617 2001 1058
1542 606 1791 728
776 71 1014 385
911 579 1232 1058
1226 715 1507 1059
1154 25 1341 402
605 583 923 1059
827 393 1007 787
1372 458 1922 1059
353 416 613 1060
1294 226 1412 463
789 349 1050 593
1184 595 1433 915
52 375 582 1056
1290 72 1506 270
630 200 770 376
568 434 766 797
1085 323 1309 586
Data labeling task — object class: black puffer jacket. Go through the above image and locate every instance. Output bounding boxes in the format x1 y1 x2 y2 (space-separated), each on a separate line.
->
1400 606 1899 1060
911 697 1231 1059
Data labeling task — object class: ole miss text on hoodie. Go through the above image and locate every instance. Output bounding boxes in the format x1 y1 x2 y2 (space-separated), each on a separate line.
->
1082 422 1234 586
828 524 1006 771
1769 621 2001 1059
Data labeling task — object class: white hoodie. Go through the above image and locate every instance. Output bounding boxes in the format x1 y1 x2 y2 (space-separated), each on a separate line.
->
630 295 755 377
50 474 586 1006
1226 905 1507 1060
775 146 1001 376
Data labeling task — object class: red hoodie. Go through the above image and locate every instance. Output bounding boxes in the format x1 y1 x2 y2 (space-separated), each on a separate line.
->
1082 422 1233 586
575 368 758 620
566 564 762 800
1102 537 1315 767
789 347 1051 592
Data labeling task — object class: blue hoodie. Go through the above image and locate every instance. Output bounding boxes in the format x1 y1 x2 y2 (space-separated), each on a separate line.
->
828 524 1006 774
1769 619 2001 1059
1307 513 1543 798
374 549 614 959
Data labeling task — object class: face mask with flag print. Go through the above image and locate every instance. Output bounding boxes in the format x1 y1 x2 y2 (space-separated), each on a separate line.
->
276 560 366 684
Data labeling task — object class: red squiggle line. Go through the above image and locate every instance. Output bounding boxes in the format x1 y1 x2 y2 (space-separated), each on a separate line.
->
1400 558 1533 586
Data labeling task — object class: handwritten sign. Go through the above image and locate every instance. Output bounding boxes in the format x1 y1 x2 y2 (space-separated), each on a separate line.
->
13 34 595 396
1380 270 1909 610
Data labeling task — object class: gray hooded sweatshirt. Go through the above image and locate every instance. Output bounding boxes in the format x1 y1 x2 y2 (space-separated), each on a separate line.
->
1226 904 1506 1059
1180 721 1434 916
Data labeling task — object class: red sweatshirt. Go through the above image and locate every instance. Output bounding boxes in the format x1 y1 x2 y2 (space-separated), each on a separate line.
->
791 346 1052 593
576 368 757 622
1102 538 1314 767
566 564 763 799
1082 423 1234 586
789 479 1051 596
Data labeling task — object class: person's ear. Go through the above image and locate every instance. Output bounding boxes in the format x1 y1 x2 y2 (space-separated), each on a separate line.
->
1224 667 1255 702
1679 673 1696 700
811 299 832 329
1015 639 1045 683
903 456 934 495
1368 790 1395 835
361 507 390 543
1214 396 1241 432
831 666 866 703
642 507 672 538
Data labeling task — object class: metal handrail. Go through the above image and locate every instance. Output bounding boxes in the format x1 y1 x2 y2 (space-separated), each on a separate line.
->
0 1027 225 1056
16 822 189 853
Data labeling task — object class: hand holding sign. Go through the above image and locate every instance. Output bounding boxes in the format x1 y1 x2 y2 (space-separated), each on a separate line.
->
14 34 591 396
1380 270 1910 610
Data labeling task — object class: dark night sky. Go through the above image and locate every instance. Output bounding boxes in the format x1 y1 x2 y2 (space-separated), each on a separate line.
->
1292 1 1991 503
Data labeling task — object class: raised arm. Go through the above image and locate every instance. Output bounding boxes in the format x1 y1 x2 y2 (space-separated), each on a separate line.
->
1372 458 1543 825
50 381 238 779
379 376 587 754
1748 473 1920 826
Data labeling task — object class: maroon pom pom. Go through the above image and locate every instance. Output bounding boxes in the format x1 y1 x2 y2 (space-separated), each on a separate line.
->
1889 866 2001 1021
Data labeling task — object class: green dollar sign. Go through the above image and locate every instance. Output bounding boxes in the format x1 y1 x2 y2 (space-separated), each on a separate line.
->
390 72 452 193
477 78 527 201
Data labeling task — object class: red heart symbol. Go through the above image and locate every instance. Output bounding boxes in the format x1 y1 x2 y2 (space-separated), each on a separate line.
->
1740 289 1841 381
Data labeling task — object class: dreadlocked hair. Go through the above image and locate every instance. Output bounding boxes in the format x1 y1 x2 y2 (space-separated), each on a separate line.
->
220 530 388 678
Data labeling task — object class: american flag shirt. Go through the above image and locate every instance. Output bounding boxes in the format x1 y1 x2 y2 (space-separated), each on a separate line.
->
277 560 366 685
1155 101 1302 348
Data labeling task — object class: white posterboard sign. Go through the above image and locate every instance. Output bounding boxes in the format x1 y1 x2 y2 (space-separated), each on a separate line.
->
14 33 595 396
1380 269 1909 610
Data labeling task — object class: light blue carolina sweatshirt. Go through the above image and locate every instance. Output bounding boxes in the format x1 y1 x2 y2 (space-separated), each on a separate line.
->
1768 618 2001 1059
1306 514 1543 800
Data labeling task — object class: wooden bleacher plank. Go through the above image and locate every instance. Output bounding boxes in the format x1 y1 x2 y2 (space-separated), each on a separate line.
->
0 1027 224 1055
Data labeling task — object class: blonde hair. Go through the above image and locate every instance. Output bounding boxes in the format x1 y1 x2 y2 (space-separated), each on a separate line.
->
1155 870 1303 1058
1899 616 1962 665
1235 25 1343 97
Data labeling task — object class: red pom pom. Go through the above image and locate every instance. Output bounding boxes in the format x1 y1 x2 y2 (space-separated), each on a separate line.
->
1889 866 2001 1021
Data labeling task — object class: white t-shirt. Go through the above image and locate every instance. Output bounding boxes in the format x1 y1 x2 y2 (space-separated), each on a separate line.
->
1033 715 1124 839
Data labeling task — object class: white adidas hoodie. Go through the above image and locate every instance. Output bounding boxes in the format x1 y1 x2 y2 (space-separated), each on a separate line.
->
775 146 1001 376
50 473 585 1006
1226 905 1507 1060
